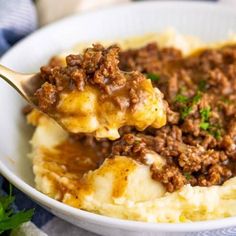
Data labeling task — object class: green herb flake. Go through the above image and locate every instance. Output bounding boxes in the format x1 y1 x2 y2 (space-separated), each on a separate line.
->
177 91 202 121
198 80 207 91
198 106 222 139
210 129 221 140
199 106 212 132
184 172 192 180
200 107 211 121
146 73 160 81
0 185 34 234
181 106 193 120
199 122 210 130
215 130 221 140
175 94 189 103
192 92 202 105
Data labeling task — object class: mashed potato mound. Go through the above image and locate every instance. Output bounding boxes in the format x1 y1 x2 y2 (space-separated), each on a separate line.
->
28 110 236 223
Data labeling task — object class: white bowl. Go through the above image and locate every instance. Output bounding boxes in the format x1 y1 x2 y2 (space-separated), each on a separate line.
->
1 1 236 235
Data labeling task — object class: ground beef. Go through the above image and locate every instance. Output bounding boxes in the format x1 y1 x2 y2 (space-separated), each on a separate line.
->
197 164 232 186
114 43 236 192
151 164 187 192
38 42 236 192
36 44 147 113
119 43 182 73
35 82 58 111
112 133 147 160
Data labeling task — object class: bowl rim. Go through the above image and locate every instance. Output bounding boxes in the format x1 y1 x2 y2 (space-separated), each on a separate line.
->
1 0 236 232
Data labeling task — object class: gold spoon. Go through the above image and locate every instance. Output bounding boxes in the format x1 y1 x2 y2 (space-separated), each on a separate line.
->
0 64 78 133
0 64 42 105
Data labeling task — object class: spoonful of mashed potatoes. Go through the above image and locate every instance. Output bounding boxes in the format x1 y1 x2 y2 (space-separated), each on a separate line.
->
0 44 166 140
35 44 167 140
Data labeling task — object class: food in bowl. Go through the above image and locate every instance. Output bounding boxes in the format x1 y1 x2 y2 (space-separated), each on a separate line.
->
35 44 166 140
26 30 236 223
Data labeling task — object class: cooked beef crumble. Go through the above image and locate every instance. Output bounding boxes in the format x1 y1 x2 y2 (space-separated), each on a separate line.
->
116 43 236 192
33 42 236 193
36 44 147 113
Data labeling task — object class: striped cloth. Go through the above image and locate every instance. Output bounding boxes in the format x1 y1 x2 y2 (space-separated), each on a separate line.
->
0 0 37 55
1 0 236 235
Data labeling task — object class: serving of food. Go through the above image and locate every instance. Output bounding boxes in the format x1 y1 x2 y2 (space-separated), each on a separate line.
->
21 29 236 223
2 1 236 235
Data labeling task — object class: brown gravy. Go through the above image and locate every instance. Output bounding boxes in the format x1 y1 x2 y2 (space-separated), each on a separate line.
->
41 138 104 179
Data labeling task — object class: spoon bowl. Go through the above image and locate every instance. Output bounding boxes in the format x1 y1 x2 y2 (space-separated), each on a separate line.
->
0 64 42 106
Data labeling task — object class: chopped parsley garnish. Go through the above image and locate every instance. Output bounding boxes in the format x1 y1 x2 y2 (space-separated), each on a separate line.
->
199 107 211 131
199 122 210 130
199 107 222 139
200 107 211 121
176 91 202 120
146 73 160 81
184 172 192 180
175 94 189 103
198 80 207 91
180 106 193 120
210 129 221 140
207 125 222 140
192 92 202 104
0 185 34 234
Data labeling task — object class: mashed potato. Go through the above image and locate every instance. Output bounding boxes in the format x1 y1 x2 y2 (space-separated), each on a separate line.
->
28 30 236 223
29 112 236 223
56 80 166 140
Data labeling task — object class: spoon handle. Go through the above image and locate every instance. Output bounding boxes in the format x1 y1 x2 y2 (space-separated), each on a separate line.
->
0 64 26 94
0 64 39 103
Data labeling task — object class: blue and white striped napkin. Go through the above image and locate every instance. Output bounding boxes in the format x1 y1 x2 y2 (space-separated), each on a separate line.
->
0 0 37 55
